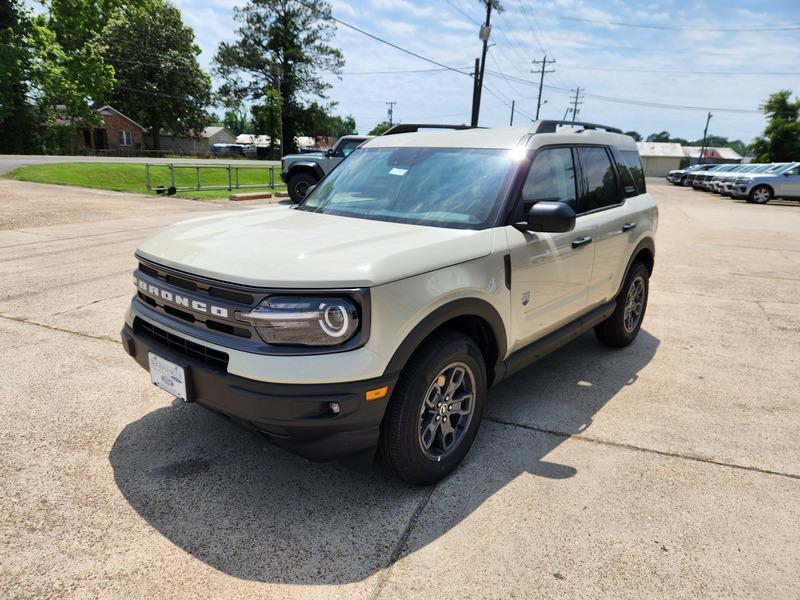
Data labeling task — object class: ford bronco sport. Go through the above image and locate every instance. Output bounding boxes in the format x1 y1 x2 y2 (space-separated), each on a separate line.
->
122 120 657 485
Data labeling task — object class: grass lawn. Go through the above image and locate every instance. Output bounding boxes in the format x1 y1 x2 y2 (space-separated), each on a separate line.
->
5 162 286 200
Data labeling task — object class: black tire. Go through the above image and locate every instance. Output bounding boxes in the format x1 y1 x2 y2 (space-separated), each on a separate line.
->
680 176 688 186
379 331 487 485
595 261 649 348
287 172 318 203
749 184 772 205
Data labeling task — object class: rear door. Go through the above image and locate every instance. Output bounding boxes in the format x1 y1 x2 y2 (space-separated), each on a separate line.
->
506 146 594 348
777 164 800 197
575 146 638 307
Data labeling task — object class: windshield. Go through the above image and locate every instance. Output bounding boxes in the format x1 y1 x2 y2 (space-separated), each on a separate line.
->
300 147 516 229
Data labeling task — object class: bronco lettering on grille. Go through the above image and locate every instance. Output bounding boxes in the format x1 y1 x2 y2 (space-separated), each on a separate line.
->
134 276 229 318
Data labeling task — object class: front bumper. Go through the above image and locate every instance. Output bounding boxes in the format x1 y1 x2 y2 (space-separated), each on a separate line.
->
121 323 398 464
279 171 288 183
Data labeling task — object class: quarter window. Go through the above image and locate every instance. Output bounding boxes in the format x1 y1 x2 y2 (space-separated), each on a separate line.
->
519 147 577 217
577 147 620 212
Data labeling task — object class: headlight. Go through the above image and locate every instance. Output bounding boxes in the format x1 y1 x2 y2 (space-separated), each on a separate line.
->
238 296 360 346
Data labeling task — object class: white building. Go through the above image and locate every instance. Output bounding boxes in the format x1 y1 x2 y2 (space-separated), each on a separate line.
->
636 142 685 177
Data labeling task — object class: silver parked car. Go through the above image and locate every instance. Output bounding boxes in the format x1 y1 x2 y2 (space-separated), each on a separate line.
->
731 162 800 204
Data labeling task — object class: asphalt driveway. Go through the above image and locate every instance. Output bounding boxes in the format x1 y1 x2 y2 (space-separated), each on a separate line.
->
1 178 798 598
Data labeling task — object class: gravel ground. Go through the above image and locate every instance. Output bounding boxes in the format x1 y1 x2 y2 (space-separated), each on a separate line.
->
0 178 798 599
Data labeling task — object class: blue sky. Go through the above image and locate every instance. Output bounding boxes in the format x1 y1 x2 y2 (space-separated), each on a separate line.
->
61 0 800 142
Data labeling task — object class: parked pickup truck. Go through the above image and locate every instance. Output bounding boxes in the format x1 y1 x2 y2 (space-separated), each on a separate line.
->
281 135 371 202
122 120 657 484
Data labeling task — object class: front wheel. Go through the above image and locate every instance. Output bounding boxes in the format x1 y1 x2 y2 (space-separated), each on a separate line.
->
595 261 650 347
379 331 486 485
287 172 318 203
749 185 772 204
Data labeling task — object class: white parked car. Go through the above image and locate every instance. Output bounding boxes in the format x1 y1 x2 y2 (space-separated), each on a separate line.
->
122 121 657 484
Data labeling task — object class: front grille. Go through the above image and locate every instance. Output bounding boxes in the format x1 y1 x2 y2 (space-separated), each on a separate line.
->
134 317 229 372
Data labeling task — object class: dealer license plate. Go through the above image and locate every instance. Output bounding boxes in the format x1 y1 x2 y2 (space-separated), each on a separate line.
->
148 353 188 401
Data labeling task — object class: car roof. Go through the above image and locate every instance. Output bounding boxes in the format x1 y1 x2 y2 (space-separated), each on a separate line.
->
363 123 638 152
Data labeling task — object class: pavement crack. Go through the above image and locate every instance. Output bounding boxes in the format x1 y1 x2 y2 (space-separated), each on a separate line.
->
367 484 437 600
485 416 800 481
0 313 120 345
47 292 130 317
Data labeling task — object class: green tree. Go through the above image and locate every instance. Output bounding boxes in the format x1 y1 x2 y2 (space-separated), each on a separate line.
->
295 101 356 139
749 90 800 162
623 130 642 142
0 0 37 153
251 88 283 150
0 0 115 152
646 131 671 143
39 0 116 124
221 109 250 136
102 0 212 149
368 121 392 136
213 0 344 153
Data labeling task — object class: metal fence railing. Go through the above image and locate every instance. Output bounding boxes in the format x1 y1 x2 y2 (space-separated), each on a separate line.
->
145 163 281 195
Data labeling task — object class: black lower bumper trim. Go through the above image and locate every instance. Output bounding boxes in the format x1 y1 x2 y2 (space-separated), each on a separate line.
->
122 324 398 463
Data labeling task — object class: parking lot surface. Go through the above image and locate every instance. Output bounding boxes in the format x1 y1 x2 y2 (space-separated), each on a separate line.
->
1 178 799 598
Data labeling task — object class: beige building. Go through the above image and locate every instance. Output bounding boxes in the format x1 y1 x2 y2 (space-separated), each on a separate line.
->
636 142 686 177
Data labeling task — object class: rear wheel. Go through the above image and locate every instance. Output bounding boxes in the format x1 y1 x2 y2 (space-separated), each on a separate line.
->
749 185 772 204
287 172 318 203
595 261 649 348
379 331 486 485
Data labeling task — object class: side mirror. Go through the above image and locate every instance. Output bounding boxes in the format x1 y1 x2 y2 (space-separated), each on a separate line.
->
516 201 576 233
325 148 334 158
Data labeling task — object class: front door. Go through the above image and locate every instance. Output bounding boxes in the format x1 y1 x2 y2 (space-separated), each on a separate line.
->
507 146 595 350
93 128 108 150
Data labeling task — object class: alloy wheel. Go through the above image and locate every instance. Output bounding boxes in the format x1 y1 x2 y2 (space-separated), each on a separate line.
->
623 276 645 333
417 362 476 461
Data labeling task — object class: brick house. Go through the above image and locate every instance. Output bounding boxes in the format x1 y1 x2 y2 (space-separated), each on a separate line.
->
77 105 146 152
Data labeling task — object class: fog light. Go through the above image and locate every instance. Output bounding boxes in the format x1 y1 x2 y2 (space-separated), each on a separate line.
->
329 401 340 415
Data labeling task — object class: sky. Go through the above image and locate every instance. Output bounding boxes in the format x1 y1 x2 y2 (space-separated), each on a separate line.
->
42 0 800 142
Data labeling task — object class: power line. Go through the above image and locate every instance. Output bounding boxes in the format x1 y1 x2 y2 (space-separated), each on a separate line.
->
558 65 800 76
482 69 763 114
442 0 480 25
547 14 800 32
295 0 471 78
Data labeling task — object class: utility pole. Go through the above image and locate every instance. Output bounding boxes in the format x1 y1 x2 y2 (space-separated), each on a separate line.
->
385 101 397 126
471 1 502 127
568 86 583 122
699 111 713 164
531 54 556 120
509 100 515 126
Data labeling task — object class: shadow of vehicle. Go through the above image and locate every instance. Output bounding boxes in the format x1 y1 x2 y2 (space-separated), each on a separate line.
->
109 329 659 584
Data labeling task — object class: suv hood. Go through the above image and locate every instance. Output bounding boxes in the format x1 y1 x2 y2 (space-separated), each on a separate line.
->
136 205 497 288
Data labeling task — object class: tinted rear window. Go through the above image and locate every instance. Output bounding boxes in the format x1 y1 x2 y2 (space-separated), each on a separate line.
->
620 150 646 194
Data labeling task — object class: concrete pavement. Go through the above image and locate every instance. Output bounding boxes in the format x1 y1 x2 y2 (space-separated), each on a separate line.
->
0 179 798 598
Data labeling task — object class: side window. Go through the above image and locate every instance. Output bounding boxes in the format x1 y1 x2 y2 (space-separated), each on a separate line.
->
334 140 361 158
620 149 646 194
518 147 577 218
577 147 620 212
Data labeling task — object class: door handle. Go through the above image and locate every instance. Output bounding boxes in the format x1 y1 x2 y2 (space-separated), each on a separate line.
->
622 222 637 232
571 236 593 249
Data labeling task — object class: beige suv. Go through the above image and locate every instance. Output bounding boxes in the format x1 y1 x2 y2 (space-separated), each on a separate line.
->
122 121 657 484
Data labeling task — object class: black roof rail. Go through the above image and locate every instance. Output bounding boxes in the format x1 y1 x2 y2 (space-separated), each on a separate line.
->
534 120 623 134
382 123 475 136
